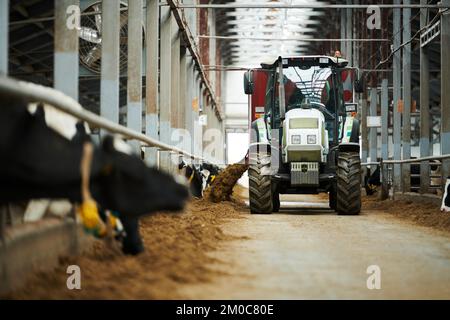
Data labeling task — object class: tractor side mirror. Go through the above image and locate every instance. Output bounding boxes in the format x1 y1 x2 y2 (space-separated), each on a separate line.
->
243 70 254 95
354 76 365 93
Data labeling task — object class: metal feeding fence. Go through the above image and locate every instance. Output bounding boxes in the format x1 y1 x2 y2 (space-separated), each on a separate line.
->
0 76 205 161
362 155 450 199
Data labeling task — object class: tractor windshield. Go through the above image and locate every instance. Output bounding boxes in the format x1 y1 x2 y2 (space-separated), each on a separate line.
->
282 66 337 113
266 65 345 144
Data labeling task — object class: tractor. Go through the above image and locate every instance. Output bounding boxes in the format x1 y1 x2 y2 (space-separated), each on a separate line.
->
243 55 363 215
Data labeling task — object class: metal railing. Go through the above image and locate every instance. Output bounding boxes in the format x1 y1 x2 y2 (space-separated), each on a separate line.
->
362 154 450 168
0 76 205 161
362 154 450 198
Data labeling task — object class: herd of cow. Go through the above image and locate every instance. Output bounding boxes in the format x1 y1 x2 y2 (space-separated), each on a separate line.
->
0 92 221 255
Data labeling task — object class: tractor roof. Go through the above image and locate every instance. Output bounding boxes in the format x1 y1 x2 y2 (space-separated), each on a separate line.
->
261 55 349 69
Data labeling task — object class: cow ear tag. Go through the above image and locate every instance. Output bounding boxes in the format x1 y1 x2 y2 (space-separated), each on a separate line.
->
78 142 106 238
78 200 106 238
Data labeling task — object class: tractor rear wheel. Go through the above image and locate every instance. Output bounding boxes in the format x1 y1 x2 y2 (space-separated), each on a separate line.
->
336 151 361 215
249 156 273 214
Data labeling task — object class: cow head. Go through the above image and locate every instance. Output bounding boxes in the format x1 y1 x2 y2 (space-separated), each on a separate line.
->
96 136 189 216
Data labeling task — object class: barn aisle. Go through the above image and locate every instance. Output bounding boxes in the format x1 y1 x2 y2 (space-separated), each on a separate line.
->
178 194 450 299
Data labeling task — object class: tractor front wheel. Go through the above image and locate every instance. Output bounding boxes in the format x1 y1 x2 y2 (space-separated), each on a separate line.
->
336 151 361 215
249 156 273 214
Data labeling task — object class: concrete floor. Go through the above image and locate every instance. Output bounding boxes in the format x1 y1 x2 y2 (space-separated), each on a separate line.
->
179 195 450 299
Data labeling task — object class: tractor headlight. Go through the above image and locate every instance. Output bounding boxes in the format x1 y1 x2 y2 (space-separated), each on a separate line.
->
291 135 301 144
307 135 317 144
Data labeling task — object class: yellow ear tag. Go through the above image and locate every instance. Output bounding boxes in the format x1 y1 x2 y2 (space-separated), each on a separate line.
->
78 199 106 238
108 214 118 230
188 171 195 183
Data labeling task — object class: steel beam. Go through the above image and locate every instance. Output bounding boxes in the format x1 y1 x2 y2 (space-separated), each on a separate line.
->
169 3 450 9
54 0 79 100
393 0 402 192
420 0 430 193
0 0 8 75
127 0 143 154
145 0 159 167
100 0 120 127
402 1 411 192
196 35 388 42
442 0 450 180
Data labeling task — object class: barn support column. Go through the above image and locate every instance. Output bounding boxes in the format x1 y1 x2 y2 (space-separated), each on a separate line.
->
127 0 143 154
194 82 203 164
393 0 402 193
441 0 450 180
185 55 195 157
145 0 159 167
369 87 378 163
179 48 187 130
345 0 352 65
179 47 188 152
170 18 181 170
402 1 412 192
159 6 173 172
381 79 389 161
183 1 196 160
361 98 368 165
352 0 359 69
380 79 389 199
0 0 9 75
419 0 430 193
340 8 346 55
100 0 120 129
54 0 79 100
194 72 202 161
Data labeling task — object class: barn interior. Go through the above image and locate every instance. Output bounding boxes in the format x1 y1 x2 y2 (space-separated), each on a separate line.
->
1 0 450 301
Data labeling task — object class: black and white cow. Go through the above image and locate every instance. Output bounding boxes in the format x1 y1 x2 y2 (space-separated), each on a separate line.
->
365 160 441 195
364 166 381 195
0 93 189 255
178 160 204 198
441 177 450 212
178 161 221 198
200 163 221 189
